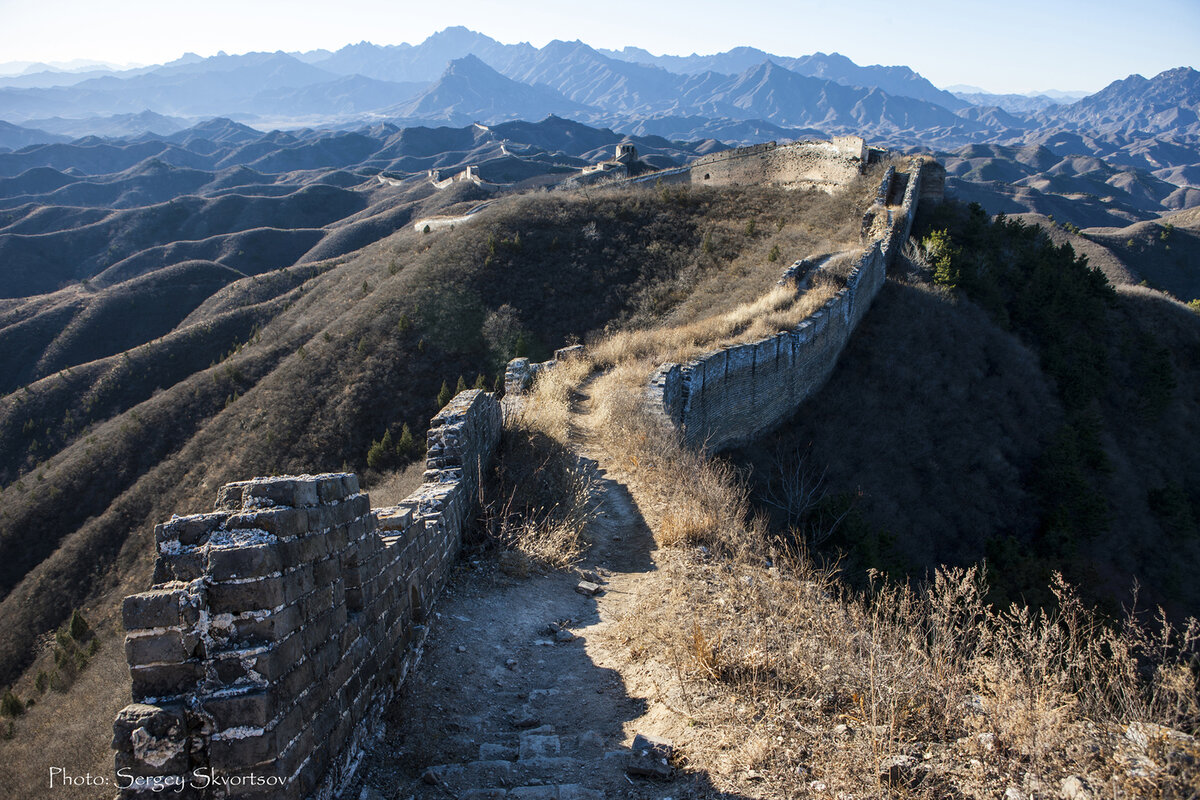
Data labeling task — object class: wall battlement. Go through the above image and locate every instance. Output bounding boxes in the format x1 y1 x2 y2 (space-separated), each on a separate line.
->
113 390 501 798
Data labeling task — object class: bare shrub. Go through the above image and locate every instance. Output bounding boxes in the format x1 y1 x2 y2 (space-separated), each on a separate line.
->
487 362 599 569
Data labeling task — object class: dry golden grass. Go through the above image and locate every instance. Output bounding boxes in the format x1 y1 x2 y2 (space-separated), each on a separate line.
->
588 393 1200 798
510 222 1200 796
590 271 845 372
487 355 598 570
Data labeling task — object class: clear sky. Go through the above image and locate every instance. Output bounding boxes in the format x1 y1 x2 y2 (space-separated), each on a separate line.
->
1 0 1197 94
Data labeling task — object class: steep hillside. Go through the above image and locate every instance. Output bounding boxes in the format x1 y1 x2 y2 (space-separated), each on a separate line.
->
735 202 1200 618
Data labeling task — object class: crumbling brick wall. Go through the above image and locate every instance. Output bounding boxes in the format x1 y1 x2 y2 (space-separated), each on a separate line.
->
113 389 501 798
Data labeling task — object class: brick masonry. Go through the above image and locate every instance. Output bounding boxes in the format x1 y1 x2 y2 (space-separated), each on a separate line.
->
113 390 501 798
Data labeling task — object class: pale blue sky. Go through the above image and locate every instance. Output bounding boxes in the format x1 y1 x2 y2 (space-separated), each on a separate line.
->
1 0 1197 93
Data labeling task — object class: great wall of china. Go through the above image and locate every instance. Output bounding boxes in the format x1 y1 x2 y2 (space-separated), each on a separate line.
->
111 137 943 798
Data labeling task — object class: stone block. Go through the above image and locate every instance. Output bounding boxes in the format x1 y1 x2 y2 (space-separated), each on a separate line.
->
315 474 350 504
125 630 188 666
122 588 185 631
207 576 287 614
243 477 319 508
112 703 190 778
157 551 205 582
225 507 309 539
208 728 278 770
215 481 251 510
627 733 673 779
229 604 302 646
130 661 204 700
155 513 224 547
112 702 186 753
202 689 278 730
207 544 283 582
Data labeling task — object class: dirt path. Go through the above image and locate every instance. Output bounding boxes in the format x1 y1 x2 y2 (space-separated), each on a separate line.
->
351 378 740 799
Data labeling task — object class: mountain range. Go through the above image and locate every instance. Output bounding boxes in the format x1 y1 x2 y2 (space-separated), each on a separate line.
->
1 27 1197 153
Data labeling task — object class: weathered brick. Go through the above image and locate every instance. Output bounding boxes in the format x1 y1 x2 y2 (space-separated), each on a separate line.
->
229 604 302 646
130 661 204 699
225 507 309 538
208 728 277 769
158 551 205 582
244 477 319 508
156 513 224 547
125 630 188 666
207 576 287 614
122 588 185 631
112 702 186 753
312 555 339 587
202 689 278 730
215 481 250 510
207 544 283 582
315 474 349 504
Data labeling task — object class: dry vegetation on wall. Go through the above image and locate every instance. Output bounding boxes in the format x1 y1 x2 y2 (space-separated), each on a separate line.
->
488 356 598 570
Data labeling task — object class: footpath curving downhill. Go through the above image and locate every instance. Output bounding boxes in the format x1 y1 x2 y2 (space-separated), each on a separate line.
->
349 380 735 799
110 149 941 798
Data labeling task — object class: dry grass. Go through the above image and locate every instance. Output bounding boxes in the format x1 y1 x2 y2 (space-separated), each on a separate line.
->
504 221 1200 795
590 269 845 372
589 393 1200 797
362 460 428 507
486 356 598 570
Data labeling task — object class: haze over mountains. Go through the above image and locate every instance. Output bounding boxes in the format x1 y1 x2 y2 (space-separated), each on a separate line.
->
0 27 1196 147
2 26 1197 242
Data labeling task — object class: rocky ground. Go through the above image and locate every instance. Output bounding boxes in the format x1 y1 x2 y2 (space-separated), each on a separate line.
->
350 385 743 799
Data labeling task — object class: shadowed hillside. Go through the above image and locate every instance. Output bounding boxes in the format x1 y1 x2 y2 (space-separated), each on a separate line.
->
735 202 1200 618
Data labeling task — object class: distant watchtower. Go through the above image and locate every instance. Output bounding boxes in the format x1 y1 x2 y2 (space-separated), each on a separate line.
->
614 143 638 164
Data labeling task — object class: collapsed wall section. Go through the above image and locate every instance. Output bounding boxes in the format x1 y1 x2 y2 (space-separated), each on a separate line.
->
646 160 931 452
113 389 501 798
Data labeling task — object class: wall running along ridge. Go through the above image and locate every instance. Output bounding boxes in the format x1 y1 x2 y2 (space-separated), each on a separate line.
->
621 135 871 192
644 159 935 452
112 389 501 798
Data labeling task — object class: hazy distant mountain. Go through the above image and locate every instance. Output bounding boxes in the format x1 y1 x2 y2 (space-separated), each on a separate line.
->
1 27 1198 159
252 75 427 118
391 55 591 124
503 40 684 113
22 110 187 139
682 60 971 135
0 120 67 150
601 46 967 110
1039 67 1200 137
0 52 337 118
315 27 535 83
951 91 1062 113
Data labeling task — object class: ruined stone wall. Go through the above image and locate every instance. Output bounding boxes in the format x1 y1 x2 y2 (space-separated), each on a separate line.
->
646 160 931 452
687 138 865 191
113 390 501 798
604 136 868 193
503 345 585 395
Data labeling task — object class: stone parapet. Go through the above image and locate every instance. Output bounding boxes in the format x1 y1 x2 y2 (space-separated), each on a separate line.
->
114 390 501 798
